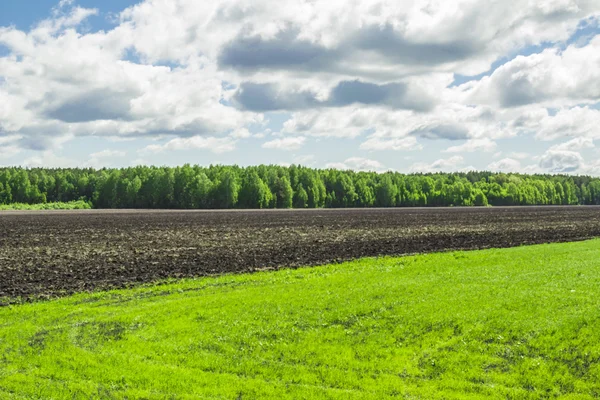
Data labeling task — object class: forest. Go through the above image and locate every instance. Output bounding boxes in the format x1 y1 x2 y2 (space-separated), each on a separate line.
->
0 165 599 209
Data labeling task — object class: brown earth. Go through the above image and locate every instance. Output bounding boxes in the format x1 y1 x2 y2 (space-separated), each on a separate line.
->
1 206 600 303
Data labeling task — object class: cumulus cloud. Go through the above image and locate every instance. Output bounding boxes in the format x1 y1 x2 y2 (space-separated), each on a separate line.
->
487 158 523 172
89 150 126 159
232 79 435 112
0 5 259 155
213 0 597 79
409 156 465 173
0 144 21 160
228 128 252 139
23 151 76 168
548 137 595 152
281 108 380 138
142 136 238 154
45 89 133 123
410 123 468 141
57 0 74 8
465 37 600 108
539 150 585 172
444 138 497 153
87 149 127 168
507 152 531 160
327 80 434 111
326 157 387 172
219 27 334 72
581 159 600 176
293 154 316 166
281 103 512 141
1 0 600 170
533 107 600 141
218 23 482 76
360 136 422 151
232 82 319 112
262 136 306 150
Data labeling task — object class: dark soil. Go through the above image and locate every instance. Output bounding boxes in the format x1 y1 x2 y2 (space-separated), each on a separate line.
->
1 206 600 303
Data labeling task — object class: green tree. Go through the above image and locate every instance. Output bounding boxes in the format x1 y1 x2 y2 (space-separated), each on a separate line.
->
239 171 272 209
215 170 239 209
187 173 213 208
294 183 308 208
273 176 294 208
473 190 489 206
0 182 11 204
376 175 398 207
355 178 375 207
125 176 142 208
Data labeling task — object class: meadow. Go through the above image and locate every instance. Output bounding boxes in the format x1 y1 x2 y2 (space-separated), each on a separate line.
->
1 239 600 399
0 201 91 211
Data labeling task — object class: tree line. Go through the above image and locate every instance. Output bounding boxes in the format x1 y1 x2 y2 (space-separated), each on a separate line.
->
0 165 599 209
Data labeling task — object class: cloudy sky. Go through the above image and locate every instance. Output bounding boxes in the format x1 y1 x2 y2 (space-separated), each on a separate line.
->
1 0 599 174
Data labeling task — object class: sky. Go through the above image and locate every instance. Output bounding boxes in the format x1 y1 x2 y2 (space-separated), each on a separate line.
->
0 0 600 174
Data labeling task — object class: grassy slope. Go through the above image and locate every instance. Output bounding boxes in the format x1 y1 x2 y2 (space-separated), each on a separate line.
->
1 240 600 399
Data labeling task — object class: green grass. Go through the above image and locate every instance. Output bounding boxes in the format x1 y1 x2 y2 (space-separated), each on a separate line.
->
1 240 600 399
0 201 92 211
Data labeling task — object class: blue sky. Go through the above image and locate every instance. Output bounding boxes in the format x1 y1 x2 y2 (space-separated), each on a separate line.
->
0 1 137 30
0 1 599 174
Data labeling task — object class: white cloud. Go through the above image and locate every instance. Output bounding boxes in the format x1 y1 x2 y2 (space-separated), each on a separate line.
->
56 0 75 11
0 0 600 171
539 150 585 172
282 103 514 141
89 150 127 159
507 152 531 160
0 145 21 161
326 157 387 172
465 37 600 108
262 136 306 150
0 6 260 154
360 136 422 151
281 108 377 138
116 0 598 77
86 149 128 168
487 158 522 172
534 107 600 141
548 137 595 152
443 138 497 153
23 151 76 168
581 159 600 176
0 135 22 146
293 154 316 166
229 128 252 139
275 154 316 168
142 136 238 154
409 156 465 173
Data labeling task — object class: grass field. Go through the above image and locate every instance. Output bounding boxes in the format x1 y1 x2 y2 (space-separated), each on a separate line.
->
1 240 600 399
0 201 91 211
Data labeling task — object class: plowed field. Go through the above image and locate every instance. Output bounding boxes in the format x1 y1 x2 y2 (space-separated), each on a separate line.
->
1 206 599 303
